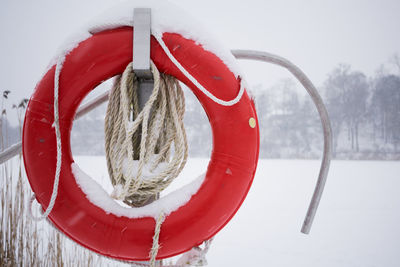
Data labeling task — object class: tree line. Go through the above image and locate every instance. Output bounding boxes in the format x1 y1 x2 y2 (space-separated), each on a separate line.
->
185 59 400 160
1 57 399 160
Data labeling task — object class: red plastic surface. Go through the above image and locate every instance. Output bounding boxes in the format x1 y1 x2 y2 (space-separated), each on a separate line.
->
23 27 260 261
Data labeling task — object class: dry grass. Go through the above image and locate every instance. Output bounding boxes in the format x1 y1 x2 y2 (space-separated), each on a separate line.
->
0 97 124 267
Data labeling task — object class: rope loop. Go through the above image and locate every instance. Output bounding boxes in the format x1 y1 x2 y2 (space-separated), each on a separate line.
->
105 61 188 207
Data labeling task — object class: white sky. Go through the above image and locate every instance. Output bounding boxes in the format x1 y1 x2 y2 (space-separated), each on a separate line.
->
0 0 399 125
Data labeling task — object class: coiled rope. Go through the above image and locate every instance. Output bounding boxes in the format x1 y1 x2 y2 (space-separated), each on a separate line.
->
104 61 189 265
105 61 188 206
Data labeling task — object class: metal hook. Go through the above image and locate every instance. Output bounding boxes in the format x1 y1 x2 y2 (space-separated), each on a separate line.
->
231 50 333 234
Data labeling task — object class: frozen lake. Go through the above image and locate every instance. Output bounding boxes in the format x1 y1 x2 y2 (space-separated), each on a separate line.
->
73 157 400 267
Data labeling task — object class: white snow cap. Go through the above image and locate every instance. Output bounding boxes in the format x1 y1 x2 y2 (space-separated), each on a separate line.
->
72 163 206 219
49 0 243 78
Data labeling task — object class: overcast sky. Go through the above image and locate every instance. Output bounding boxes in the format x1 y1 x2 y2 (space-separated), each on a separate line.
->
1 0 399 125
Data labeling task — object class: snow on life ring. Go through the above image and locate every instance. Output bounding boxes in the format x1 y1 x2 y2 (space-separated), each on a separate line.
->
22 27 259 261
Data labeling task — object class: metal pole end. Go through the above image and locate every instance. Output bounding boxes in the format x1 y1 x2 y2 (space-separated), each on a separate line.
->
301 223 311 235
133 8 152 80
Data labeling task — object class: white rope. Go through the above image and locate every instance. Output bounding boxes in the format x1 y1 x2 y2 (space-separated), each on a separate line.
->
149 212 166 266
29 55 65 221
154 35 245 106
89 24 246 106
131 238 213 267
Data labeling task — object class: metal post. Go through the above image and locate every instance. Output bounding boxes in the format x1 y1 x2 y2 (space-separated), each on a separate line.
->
133 8 152 80
231 50 332 234
132 8 157 207
132 8 160 266
133 8 155 112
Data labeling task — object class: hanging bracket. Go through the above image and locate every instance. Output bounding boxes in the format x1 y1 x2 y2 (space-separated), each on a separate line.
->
133 8 154 111
133 8 152 79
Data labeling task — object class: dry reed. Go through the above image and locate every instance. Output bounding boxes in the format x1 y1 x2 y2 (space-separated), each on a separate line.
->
0 94 124 267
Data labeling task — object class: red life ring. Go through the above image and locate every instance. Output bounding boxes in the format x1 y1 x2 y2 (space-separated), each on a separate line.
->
23 27 259 261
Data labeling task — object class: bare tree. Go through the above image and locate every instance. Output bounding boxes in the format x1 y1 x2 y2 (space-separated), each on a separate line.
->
371 74 400 152
324 64 369 154
389 54 400 74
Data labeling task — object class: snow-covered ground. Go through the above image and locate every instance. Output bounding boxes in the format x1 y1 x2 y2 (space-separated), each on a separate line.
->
73 157 400 267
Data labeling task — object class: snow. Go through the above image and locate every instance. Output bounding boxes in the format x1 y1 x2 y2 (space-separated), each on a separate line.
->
46 0 243 80
46 31 91 72
120 156 168 182
72 162 205 219
72 157 400 266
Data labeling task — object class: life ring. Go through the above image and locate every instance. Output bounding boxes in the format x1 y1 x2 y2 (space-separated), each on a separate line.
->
23 27 259 261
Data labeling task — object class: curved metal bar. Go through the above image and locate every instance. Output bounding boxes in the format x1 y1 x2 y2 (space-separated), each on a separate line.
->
0 50 332 235
231 49 333 234
0 142 22 164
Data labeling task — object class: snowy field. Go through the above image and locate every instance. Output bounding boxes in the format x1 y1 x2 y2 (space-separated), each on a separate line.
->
73 157 400 267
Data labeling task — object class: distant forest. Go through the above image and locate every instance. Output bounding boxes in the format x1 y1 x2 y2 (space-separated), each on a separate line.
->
1 58 399 160
253 64 400 160
183 62 400 160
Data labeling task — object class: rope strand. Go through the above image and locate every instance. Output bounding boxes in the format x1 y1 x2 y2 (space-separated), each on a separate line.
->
149 213 166 266
29 55 66 221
